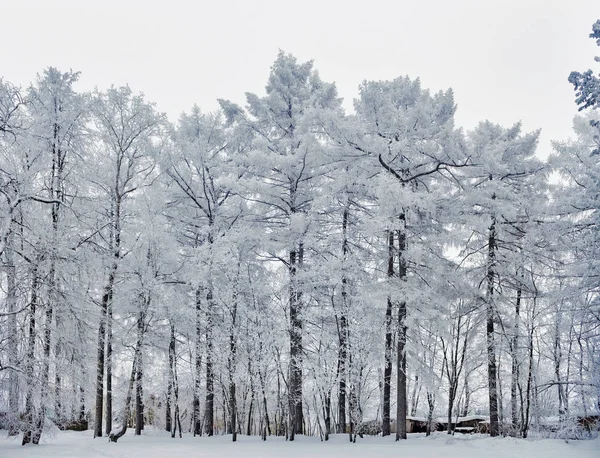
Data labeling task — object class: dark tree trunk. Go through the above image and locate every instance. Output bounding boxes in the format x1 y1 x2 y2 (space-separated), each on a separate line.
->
521 311 535 438
228 288 238 441
554 310 567 423
337 205 349 434
94 274 110 438
170 323 182 439
247 390 255 436
22 263 40 446
105 300 113 436
396 300 408 441
511 282 522 435
204 287 214 436
33 116 66 443
79 383 86 422
289 243 304 440
135 302 145 436
382 231 394 436
258 369 272 436
5 232 20 436
54 340 62 427
96 194 120 438
323 390 332 440
337 313 348 435
396 222 407 441
166 323 175 432
486 217 500 437
193 286 202 436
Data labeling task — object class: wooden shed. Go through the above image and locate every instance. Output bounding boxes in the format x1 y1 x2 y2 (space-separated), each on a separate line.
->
406 416 429 433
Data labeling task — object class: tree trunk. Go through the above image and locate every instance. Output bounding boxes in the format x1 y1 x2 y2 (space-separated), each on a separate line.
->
410 375 420 417
510 283 521 435
396 300 407 441
79 383 86 423
383 230 394 436
135 301 145 436
247 390 255 436
338 205 349 434
193 286 202 436
462 369 470 417
396 222 407 441
94 269 114 438
486 217 500 437
32 260 56 444
105 299 113 436
258 369 272 436
109 347 138 443
289 243 304 440
171 323 182 439
228 287 238 441
553 305 567 423
521 316 535 438
426 391 435 436
4 232 19 436
166 323 175 432
326 392 332 440
204 287 214 436
54 339 62 427
22 263 41 445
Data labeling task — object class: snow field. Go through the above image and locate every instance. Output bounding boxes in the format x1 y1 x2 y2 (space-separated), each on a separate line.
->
1 430 599 458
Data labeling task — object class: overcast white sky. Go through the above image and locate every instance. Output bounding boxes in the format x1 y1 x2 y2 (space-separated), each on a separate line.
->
3 0 600 154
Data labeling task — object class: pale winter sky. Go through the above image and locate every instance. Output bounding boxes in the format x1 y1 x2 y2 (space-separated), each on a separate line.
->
3 0 599 155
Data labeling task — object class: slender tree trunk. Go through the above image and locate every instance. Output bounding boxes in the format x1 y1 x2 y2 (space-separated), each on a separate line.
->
54 337 62 427
426 391 435 436
510 283 521 435
47 146 64 432
338 205 349 434
447 381 456 435
396 300 408 441
396 221 407 441
135 301 145 435
204 287 214 436
94 270 113 438
79 382 86 422
5 232 20 436
95 196 120 438
22 263 41 445
323 390 331 440
289 243 304 440
171 323 182 439
553 305 567 423
228 287 238 441
258 369 272 436
410 375 420 417
105 299 113 435
486 217 500 437
337 314 348 435
521 317 535 438
383 231 394 436
462 369 471 417
247 385 255 436
109 347 138 443
166 323 175 432
193 286 202 436
32 264 55 444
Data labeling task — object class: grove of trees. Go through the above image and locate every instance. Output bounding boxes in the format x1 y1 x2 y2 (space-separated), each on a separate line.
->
1 20 599 446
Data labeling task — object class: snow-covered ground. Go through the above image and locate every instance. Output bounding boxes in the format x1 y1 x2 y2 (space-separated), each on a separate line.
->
1 429 598 458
